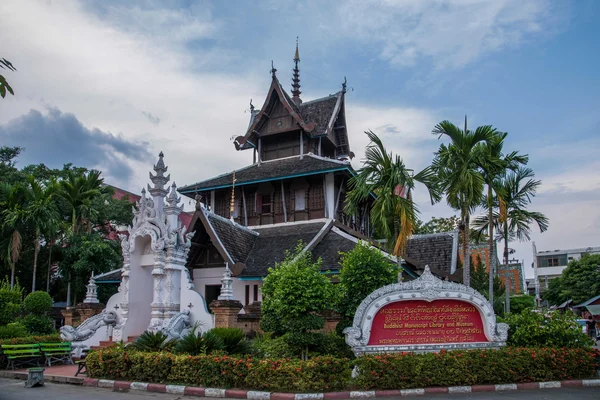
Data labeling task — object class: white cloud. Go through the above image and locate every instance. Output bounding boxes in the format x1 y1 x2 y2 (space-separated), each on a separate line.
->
0 0 263 192
337 0 555 68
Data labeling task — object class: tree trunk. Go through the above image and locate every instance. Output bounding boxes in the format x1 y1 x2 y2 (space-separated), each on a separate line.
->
46 245 52 292
10 262 15 289
66 272 71 307
72 208 77 234
462 207 471 287
487 185 494 305
32 235 40 292
504 222 510 313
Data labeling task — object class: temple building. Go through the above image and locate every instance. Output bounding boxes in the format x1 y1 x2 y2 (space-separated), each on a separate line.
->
173 44 460 307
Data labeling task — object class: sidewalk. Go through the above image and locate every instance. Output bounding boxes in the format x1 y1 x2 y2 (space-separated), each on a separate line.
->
0 364 83 384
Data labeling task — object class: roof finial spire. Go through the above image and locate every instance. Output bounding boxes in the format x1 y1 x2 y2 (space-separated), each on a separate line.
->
271 60 277 78
291 36 302 105
342 76 347 94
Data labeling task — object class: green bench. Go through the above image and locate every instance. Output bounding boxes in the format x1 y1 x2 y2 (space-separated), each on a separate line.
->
39 342 73 367
1 344 42 370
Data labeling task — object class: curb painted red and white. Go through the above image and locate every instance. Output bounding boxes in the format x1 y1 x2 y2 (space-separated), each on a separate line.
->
83 378 600 398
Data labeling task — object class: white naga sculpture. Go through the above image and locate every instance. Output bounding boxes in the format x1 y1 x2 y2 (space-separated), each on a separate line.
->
161 309 193 342
59 310 118 342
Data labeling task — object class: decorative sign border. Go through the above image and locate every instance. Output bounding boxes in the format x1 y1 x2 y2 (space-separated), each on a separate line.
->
344 266 508 355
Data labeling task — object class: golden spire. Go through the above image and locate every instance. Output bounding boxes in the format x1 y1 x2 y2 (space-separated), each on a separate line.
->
229 171 237 221
294 37 300 62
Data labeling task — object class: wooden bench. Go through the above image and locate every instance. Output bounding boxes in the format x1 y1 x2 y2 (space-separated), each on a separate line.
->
39 342 73 367
1 344 42 370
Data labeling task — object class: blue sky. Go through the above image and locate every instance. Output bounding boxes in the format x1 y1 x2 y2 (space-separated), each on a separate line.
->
1 0 599 278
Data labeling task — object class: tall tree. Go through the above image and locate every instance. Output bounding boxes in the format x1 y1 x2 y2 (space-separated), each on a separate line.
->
57 169 107 305
23 176 60 292
431 118 500 286
474 167 548 308
542 254 600 305
57 169 107 234
260 243 334 360
346 130 439 256
475 133 528 305
0 183 28 288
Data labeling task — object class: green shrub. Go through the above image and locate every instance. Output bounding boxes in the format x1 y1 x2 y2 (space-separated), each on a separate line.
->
501 309 593 348
18 314 54 335
168 354 251 388
0 322 27 339
313 332 355 359
510 295 536 314
352 348 599 390
85 347 598 392
86 347 349 392
337 242 397 320
250 333 297 359
130 330 175 352
0 279 23 325
0 334 62 368
261 244 335 359
246 356 350 392
0 333 61 345
174 329 224 356
23 291 53 315
210 328 249 355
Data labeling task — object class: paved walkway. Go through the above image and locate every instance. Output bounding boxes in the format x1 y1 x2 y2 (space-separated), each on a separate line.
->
0 378 599 400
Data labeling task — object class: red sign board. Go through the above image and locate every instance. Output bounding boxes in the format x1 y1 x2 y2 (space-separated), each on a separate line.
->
367 299 488 346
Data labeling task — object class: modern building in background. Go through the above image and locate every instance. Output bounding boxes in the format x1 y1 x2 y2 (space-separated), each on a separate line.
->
533 242 600 292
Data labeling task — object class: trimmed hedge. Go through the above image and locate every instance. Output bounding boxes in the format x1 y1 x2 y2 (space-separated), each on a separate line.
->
87 347 599 392
353 348 600 390
0 334 63 368
87 348 350 392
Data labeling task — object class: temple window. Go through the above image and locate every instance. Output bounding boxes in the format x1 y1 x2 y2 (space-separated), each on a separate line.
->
261 194 272 214
294 189 306 210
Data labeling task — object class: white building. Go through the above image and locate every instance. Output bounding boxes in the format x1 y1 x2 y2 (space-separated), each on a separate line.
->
533 242 600 291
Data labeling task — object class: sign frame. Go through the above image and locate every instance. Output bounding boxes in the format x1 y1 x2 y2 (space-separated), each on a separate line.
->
343 266 509 355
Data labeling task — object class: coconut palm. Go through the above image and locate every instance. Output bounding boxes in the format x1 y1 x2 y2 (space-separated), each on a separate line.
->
24 176 60 292
475 133 528 304
431 118 501 286
345 130 440 256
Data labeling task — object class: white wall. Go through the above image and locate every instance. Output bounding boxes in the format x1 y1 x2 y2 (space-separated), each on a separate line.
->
192 267 262 310
124 236 154 338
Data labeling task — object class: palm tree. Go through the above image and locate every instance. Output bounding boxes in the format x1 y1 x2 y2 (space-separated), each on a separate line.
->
475 133 528 304
345 130 440 257
57 169 107 305
0 183 27 288
431 118 501 286
57 169 106 234
474 167 548 309
24 176 60 292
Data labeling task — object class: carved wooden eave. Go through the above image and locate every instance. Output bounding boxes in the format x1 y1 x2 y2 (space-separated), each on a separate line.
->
187 205 257 276
234 75 316 151
344 266 509 355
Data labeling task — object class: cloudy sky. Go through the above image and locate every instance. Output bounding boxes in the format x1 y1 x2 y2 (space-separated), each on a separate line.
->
1 0 599 278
